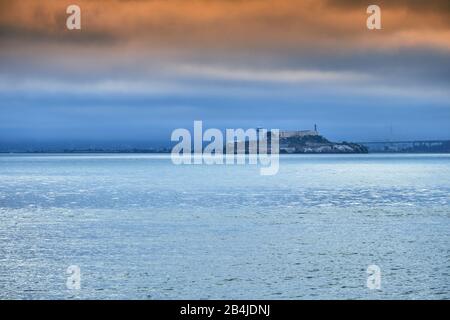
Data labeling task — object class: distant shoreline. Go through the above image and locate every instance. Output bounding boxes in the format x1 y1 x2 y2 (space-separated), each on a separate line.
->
1 151 450 154
1 139 449 154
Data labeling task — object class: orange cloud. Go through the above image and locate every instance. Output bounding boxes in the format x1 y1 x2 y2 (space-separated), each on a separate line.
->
0 0 449 53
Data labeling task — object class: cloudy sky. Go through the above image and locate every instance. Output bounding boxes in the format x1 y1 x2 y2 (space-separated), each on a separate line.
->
0 0 449 147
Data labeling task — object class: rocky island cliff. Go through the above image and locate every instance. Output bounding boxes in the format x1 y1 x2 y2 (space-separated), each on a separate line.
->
226 128 368 154
279 134 368 154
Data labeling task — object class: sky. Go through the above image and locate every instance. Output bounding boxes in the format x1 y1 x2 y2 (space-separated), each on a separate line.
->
0 0 449 148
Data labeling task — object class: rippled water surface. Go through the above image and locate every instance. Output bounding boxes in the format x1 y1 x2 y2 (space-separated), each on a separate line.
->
0 154 449 299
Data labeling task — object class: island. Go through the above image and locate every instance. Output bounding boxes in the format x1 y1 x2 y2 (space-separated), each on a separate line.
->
277 130 368 154
226 127 368 154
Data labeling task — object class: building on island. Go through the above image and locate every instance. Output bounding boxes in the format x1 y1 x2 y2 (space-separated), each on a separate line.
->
276 125 319 139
